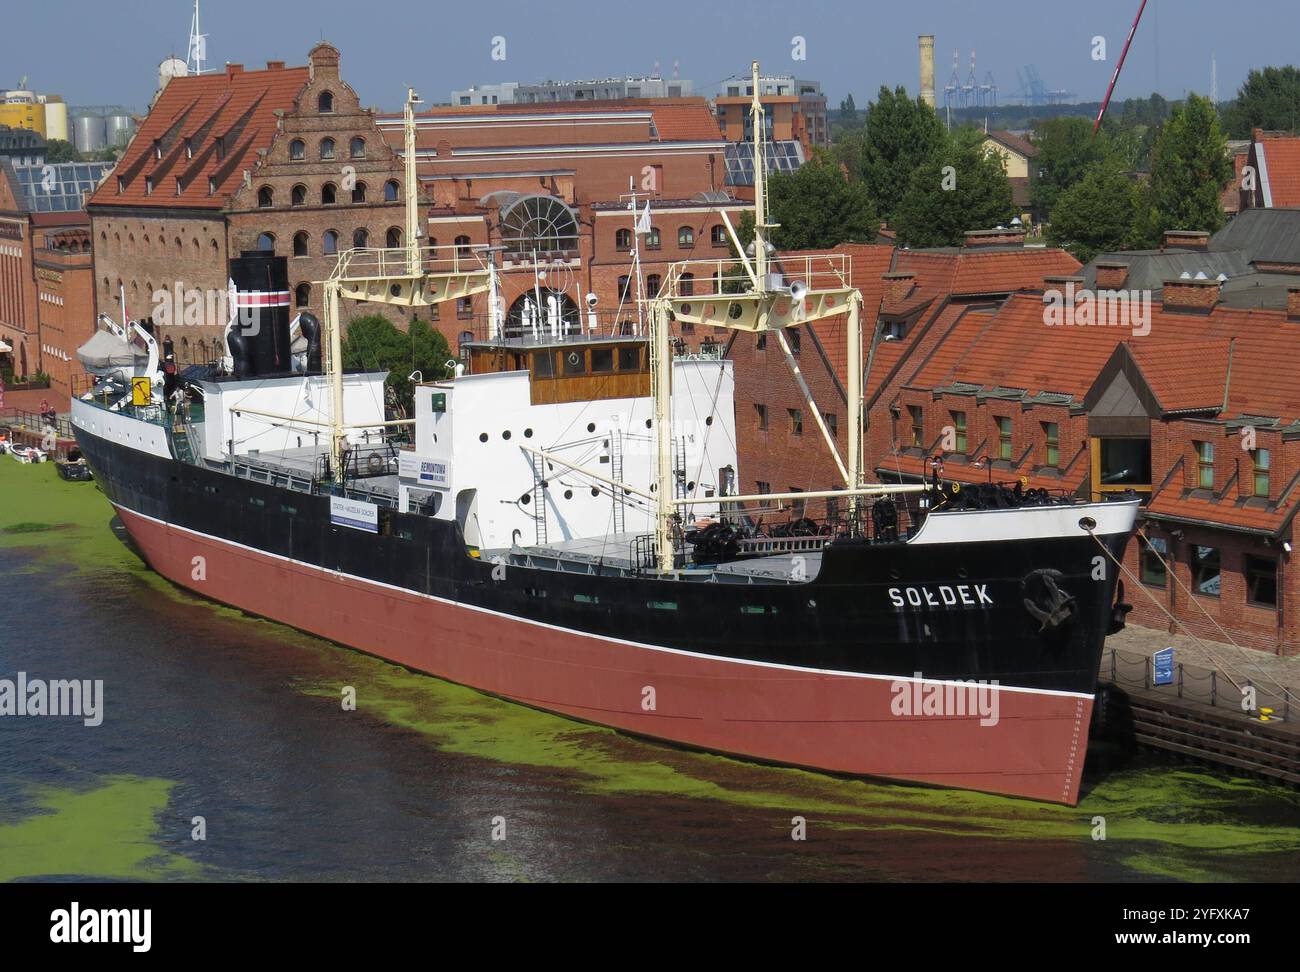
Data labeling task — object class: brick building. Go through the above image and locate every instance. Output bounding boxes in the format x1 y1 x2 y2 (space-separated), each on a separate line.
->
868 268 1299 654
0 158 105 402
371 97 746 349
87 43 407 365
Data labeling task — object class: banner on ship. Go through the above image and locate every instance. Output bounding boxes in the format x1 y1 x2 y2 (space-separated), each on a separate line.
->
398 452 450 488
330 495 379 533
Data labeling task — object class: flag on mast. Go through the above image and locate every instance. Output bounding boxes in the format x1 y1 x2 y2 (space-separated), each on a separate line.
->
634 200 651 235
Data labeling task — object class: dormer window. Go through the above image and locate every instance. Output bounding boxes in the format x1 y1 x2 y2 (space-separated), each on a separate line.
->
144 177 154 196
116 176 124 194
153 139 162 160
184 138 193 159
318 91 335 114
208 177 217 194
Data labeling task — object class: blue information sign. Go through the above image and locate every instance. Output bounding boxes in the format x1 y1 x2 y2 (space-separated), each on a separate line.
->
1153 647 1174 686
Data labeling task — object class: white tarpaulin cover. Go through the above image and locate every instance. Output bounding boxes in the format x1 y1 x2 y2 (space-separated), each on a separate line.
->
77 329 146 371
0 339 11 352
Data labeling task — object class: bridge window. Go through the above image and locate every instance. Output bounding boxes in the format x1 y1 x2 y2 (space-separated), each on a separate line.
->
591 347 614 373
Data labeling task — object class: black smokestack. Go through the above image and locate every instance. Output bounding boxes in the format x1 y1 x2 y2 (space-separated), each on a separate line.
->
229 251 292 377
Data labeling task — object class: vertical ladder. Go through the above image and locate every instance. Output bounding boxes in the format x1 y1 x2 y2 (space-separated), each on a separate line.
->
610 431 626 534
673 436 688 499
531 452 548 545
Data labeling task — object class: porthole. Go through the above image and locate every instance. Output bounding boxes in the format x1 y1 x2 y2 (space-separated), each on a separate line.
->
650 483 657 492
591 487 600 497
479 432 488 442
687 481 696 491
957 567 969 579
889 568 901 580
705 416 713 426
502 430 512 440
587 422 596 433
645 419 652 429
728 302 743 320
564 489 573 499
520 493 531 505
524 428 533 438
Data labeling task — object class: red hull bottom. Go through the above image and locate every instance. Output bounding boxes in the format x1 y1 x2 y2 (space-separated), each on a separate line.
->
116 506 1094 804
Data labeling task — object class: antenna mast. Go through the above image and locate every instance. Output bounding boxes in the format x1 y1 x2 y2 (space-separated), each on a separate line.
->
187 0 209 75
404 87 422 277
750 59 771 285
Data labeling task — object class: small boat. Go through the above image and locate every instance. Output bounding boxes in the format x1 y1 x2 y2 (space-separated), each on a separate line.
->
9 443 48 464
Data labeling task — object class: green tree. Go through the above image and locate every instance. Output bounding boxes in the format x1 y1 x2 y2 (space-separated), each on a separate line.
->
763 150 877 250
859 85 946 223
1045 162 1142 263
44 139 82 163
341 313 451 416
838 93 860 130
892 128 1015 248
1221 66 1300 137
1134 93 1233 245
1030 116 1119 215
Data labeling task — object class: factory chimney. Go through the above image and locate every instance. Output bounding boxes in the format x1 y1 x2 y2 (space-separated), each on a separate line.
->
919 35 936 108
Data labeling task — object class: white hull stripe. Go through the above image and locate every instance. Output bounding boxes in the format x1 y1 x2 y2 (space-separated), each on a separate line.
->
114 503 1095 700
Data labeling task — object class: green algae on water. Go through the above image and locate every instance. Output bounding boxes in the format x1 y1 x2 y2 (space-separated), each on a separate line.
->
0 775 201 882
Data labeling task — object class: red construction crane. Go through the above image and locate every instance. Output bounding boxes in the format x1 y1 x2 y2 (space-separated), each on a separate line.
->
1094 0 1149 135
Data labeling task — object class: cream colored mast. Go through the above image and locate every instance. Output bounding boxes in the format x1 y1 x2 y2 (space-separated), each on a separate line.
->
648 60 868 573
320 87 492 485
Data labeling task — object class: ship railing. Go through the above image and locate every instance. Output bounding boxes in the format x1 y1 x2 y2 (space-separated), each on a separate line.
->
1099 645 1295 722
1 406 75 441
659 252 853 302
328 244 491 284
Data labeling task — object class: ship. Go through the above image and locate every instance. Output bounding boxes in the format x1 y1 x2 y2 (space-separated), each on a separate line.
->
70 68 1138 805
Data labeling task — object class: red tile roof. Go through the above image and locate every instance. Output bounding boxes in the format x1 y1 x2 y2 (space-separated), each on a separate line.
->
892 246 1080 299
1259 136 1300 208
901 292 1300 426
1127 339 1231 413
90 64 310 210
987 130 1038 159
391 98 723 147
1145 491 1290 535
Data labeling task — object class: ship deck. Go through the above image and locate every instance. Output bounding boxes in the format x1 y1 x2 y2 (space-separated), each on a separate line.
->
490 533 825 584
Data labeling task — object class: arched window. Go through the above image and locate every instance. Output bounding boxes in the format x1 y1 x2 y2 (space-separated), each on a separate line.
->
257 186 273 208
319 137 335 161
428 236 437 255
645 273 662 296
290 139 305 161
192 238 200 255
323 230 339 255
679 272 695 296
615 228 632 250
295 283 311 307
291 184 307 206
350 137 366 159
318 91 334 114
321 183 337 205
386 227 401 248
384 180 399 202
210 239 219 256
351 181 367 204
494 194 579 253
454 235 471 256
353 228 369 248
256 232 275 252
678 226 694 247
181 336 190 360
645 227 661 249
710 224 727 246
175 237 183 253
293 231 309 257
618 275 631 300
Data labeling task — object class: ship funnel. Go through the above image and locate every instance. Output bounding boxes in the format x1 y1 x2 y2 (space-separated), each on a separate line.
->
228 251 293 378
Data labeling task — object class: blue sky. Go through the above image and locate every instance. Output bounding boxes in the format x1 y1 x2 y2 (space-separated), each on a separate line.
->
4 0 1295 112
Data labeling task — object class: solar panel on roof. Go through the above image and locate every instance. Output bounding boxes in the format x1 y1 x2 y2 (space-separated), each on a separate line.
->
724 140 805 186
